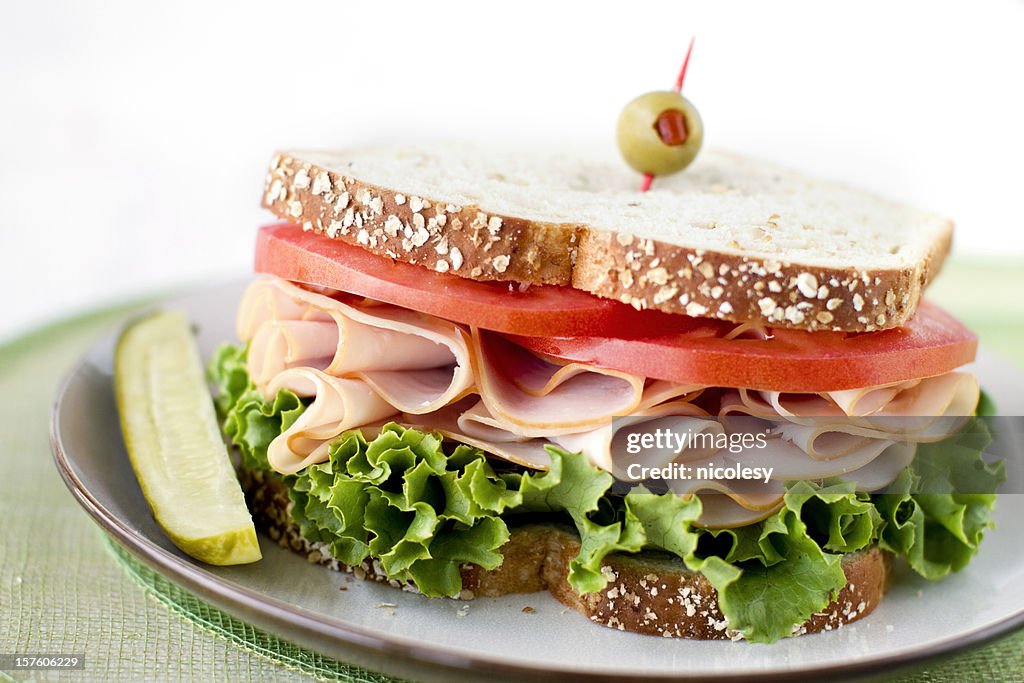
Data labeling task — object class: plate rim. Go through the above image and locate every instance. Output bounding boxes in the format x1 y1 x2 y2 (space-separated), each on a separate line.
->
48 300 1024 683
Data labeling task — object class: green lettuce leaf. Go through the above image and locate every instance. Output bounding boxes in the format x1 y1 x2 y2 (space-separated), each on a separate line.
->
208 343 251 415
289 424 524 597
516 446 647 592
208 343 306 471
786 479 881 554
693 510 846 643
876 418 1004 579
976 389 997 418
678 482 875 643
624 487 702 559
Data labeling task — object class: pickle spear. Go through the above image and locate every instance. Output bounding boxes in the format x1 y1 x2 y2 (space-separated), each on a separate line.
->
114 310 261 565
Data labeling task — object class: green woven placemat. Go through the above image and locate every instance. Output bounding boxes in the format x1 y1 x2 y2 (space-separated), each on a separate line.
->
102 536 401 683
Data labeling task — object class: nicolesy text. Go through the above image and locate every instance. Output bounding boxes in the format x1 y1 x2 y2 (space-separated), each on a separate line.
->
625 462 775 484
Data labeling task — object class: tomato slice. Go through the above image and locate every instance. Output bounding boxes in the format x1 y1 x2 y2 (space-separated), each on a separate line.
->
255 223 977 393
506 301 977 392
255 223 693 338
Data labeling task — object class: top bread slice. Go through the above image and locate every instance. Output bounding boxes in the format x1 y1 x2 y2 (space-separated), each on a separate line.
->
261 142 952 332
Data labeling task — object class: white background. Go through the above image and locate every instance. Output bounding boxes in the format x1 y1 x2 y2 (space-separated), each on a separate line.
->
1 0 1022 341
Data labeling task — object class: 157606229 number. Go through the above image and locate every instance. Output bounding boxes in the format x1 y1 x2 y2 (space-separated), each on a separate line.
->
0 654 85 670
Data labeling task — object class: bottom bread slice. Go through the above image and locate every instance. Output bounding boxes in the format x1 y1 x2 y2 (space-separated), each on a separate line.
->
241 467 889 640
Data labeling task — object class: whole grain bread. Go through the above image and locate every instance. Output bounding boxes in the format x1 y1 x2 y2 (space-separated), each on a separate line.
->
262 143 952 332
241 466 889 640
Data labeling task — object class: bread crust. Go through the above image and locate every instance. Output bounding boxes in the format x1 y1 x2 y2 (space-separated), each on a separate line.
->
573 225 952 332
241 467 889 640
263 153 578 286
262 152 952 333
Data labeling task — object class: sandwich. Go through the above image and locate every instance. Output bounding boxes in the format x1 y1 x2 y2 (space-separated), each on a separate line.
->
209 143 1003 643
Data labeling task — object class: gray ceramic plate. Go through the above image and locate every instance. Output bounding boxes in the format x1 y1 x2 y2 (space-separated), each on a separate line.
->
51 280 1024 682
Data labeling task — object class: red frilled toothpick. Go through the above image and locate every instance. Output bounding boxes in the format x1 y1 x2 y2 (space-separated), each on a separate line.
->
640 37 696 193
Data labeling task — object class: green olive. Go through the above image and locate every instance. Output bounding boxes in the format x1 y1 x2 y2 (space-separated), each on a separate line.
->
616 90 704 176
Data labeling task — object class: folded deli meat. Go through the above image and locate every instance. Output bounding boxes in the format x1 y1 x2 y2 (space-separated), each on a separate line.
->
236 277 978 528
